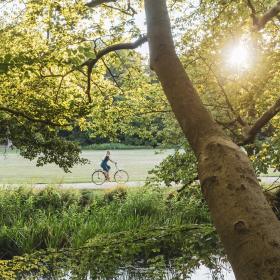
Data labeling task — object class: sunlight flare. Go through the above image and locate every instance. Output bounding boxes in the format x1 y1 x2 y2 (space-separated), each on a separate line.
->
225 39 253 72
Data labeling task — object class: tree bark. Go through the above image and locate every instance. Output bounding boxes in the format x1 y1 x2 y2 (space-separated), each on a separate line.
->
144 1 280 279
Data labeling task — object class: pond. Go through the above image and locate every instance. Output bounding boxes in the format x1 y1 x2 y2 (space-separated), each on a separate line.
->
1 252 235 280
0 224 235 280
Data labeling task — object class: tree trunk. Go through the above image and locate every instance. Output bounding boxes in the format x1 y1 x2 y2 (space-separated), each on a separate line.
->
144 1 280 279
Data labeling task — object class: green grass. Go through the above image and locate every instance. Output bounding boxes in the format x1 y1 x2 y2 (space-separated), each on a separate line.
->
0 148 278 185
0 149 173 184
261 167 280 177
0 185 210 259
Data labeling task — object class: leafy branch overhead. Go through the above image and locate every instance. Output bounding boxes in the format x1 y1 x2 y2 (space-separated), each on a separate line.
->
81 35 147 102
242 96 280 144
0 0 280 177
86 0 117 8
246 0 280 30
0 0 150 169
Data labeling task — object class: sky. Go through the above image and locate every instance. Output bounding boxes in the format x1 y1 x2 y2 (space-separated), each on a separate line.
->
134 10 149 56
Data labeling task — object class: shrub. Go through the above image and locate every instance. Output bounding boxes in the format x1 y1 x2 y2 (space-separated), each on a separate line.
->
103 186 128 203
0 185 212 259
147 148 197 186
33 187 82 210
120 188 164 217
33 186 63 210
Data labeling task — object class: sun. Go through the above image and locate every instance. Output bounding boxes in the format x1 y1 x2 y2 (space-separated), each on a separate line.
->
229 44 249 67
225 40 252 72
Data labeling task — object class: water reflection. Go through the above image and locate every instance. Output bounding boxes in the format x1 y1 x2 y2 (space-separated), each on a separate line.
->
0 225 231 279
1 251 233 280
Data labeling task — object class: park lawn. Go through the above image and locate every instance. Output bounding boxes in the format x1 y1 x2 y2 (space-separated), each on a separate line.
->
0 149 173 184
261 168 280 177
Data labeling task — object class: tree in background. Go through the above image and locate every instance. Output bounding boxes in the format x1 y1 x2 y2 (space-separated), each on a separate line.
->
0 0 166 169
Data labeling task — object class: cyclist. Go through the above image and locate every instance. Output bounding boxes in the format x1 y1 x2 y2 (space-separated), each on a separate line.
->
100 151 116 181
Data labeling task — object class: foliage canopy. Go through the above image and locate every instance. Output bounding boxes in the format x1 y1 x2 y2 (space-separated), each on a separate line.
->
0 0 280 175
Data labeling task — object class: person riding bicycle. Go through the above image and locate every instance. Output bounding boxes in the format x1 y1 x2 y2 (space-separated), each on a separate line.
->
101 151 116 181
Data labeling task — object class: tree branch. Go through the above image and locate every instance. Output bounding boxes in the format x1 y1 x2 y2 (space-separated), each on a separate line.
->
257 1 280 30
40 36 147 103
246 0 280 30
198 54 249 128
101 58 125 95
127 0 137 15
83 36 147 100
246 0 259 25
102 4 135 16
85 0 117 8
82 36 147 69
0 106 65 127
242 95 280 144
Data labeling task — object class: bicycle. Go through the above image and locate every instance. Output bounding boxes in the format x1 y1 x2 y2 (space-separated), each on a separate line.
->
91 163 129 185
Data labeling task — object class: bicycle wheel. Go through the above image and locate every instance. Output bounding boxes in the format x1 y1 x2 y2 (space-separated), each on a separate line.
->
92 170 106 185
114 170 129 184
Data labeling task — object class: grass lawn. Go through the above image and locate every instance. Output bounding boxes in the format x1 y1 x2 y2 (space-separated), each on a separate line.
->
0 149 173 184
261 168 280 177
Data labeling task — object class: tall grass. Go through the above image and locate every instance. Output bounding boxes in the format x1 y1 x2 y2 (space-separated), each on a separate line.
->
0 185 210 259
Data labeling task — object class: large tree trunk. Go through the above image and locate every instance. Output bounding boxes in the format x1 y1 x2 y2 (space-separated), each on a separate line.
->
144 1 280 279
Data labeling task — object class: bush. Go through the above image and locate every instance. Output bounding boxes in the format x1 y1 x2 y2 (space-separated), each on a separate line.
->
119 187 164 217
0 186 212 259
103 186 128 203
33 186 82 210
79 190 96 206
147 147 197 186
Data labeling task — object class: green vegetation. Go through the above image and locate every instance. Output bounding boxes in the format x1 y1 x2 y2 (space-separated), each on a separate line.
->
0 185 225 279
0 185 279 279
0 225 223 280
1 1 280 278
0 185 211 258
147 145 198 187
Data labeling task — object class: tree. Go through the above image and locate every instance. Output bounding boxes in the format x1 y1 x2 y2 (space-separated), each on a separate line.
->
0 1 160 169
143 0 280 279
1 0 280 278
149 0 280 183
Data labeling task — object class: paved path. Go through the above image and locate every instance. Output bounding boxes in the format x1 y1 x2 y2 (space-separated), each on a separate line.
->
54 176 280 189
2 176 277 190
34 181 145 189
260 176 280 185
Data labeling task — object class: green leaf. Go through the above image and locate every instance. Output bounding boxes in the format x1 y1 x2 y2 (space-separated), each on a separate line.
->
0 63 8 74
4 53 13 62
